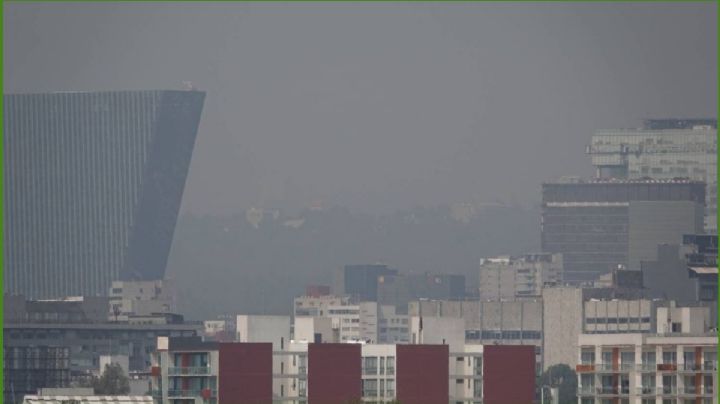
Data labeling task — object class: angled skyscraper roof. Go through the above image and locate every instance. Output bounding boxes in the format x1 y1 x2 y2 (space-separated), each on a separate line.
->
4 90 205 298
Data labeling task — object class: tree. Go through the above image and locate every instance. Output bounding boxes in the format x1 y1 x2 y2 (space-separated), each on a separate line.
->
93 363 130 395
537 364 577 404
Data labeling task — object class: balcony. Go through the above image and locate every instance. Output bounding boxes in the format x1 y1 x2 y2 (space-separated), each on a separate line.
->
678 386 700 395
167 389 217 398
619 363 634 371
636 363 656 372
595 363 617 372
680 363 701 372
576 364 595 372
167 366 212 375
635 386 656 395
577 386 595 395
596 386 618 395
657 363 677 371
658 386 677 395
680 362 717 372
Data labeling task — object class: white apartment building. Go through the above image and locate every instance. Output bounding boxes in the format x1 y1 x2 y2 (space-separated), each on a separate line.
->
576 333 717 404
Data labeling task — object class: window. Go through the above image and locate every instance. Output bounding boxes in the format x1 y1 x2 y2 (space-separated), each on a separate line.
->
663 351 677 364
386 379 395 397
362 379 378 397
581 351 595 365
642 351 655 366
386 357 395 375
456 379 464 384
671 322 682 332
363 357 378 375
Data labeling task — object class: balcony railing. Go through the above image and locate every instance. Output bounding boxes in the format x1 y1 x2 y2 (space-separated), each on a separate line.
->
680 362 717 372
167 366 212 375
167 389 217 397
678 386 699 395
657 363 677 371
596 386 618 395
576 364 595 372
659 386 677 395
596 363 616 372
636 363 656 372
636 386 656 395
577 385 595 395
619 363 634 371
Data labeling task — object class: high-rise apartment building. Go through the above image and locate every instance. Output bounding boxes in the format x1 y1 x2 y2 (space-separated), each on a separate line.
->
541 178 704 282
4 90 205 298
587 118 717 232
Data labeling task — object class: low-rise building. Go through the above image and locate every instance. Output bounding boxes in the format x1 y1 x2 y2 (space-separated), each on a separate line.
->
150 337 536 404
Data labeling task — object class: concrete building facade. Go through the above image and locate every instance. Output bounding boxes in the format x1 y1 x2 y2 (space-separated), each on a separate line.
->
478 253 563 300
541 179 705 282
587 119 717 232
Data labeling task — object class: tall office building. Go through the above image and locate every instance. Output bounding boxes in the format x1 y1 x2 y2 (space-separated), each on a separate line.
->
336 264 398 301
541 178 704 282
587 118 717 232
4 90 205 298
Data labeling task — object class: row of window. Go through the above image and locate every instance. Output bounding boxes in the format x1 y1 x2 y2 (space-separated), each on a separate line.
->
465 330 541 340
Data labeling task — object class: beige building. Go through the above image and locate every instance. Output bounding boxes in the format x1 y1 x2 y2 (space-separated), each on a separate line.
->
478 253 563 300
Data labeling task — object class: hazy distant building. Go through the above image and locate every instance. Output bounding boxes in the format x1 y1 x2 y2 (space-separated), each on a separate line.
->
478 253 563 300
541 178 704 282
4 90 205 299
108 280 175 322
336 264 398 301
377 272 465 312
587 118 717 232
641 234 718 302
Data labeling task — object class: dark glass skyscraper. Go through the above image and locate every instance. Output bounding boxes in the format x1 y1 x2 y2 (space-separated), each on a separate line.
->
4 90 205 298
541 178 705 282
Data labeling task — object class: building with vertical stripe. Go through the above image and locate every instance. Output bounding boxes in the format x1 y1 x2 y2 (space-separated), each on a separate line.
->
4 90 205 299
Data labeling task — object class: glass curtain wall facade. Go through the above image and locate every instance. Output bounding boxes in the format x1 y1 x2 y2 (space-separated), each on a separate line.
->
4 90 205 298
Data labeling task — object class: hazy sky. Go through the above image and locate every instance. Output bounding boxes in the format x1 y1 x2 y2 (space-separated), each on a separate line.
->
5 2 717 215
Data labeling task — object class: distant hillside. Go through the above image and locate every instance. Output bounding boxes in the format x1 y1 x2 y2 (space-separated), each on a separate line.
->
166 204 540 319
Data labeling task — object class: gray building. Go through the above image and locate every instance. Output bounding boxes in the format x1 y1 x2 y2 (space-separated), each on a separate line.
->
587 118 717 232
377 272 465 312
4 90 205 299
408 299 543 363
478 253 563 300
641 234 718 302
336 264 398 301
541 178 705 282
